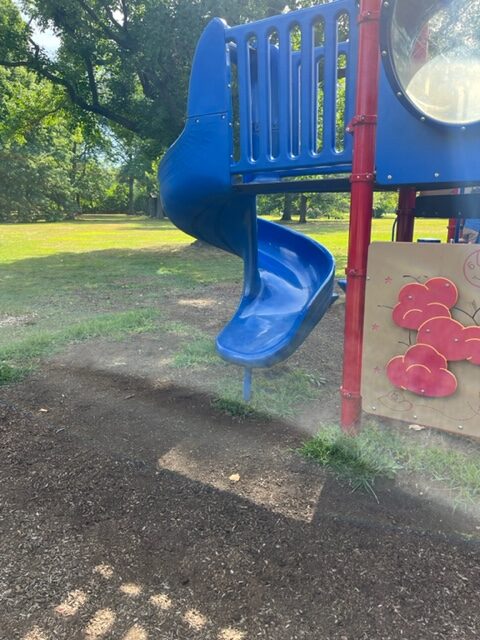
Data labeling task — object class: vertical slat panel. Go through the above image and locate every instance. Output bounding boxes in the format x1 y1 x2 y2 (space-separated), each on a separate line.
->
256 29 271 161
291 54 301 156
269 37 280 159
300 19 314 159
322 17 337 156
249 39 260 161
227 0 358 173
236 35 253 162
343 40 356 157
314 45 325 155
277 22 291 161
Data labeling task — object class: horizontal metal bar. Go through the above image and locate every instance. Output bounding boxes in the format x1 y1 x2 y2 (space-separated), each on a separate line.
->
415 193 480 219
232 178 402 194
233 177 352 194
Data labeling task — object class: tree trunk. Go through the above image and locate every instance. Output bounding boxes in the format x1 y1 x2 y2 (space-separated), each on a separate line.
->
299 195 308 224
156 196 166 219
281 193 293 221
127 176 135 215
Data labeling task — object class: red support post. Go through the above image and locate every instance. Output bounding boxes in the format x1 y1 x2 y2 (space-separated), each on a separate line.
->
447 188 461 242
395 187 416 242
340 0 382 432
447 218 457 242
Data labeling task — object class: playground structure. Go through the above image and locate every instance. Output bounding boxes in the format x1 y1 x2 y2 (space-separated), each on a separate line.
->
159 0 480 434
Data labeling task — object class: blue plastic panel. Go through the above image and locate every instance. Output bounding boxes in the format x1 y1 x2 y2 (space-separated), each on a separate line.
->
159 15 337 370
226 0 358 177
376 42 480 186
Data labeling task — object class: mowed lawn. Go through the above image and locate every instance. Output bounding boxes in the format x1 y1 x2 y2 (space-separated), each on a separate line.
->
0 212 448 268
0 213 447 382
2 213 480 510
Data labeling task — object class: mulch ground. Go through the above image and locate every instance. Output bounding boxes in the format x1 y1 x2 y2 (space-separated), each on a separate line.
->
1 360 480 640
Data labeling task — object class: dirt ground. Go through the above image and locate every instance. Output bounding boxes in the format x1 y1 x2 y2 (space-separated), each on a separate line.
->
1 285 480 640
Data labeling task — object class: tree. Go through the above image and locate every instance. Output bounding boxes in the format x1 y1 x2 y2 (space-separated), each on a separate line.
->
299 195 307 224
0 65 116 221
281 194 294 222
0 0 291 147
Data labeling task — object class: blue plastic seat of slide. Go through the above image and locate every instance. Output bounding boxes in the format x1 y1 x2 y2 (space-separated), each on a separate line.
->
159 17 336 372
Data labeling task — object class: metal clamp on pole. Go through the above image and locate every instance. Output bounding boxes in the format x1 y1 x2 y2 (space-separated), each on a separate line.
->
357 9 381 24
346 114 378 133
349 172 375 183
340 387 362 400
345 267 367 278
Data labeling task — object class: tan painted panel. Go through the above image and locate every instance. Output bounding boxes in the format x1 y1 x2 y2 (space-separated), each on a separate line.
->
362 242 480 438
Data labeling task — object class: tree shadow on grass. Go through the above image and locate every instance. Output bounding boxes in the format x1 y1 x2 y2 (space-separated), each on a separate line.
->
0 245 242 305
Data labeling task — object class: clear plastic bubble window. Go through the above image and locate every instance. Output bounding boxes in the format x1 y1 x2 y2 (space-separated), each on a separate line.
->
389 0 480 125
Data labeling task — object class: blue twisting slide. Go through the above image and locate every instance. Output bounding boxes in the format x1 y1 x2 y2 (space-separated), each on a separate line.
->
159 12 344 382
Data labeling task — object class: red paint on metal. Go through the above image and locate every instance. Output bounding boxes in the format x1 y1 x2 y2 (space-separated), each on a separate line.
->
340 0 382 431
447 219 457 242
396 187 416 242
447 189 461 242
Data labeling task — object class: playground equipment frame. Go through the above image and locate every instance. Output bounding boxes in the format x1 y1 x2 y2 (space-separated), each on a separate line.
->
340 0 381 429
160 0 480 434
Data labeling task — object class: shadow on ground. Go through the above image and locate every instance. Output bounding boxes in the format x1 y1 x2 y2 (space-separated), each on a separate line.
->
1 364 479 640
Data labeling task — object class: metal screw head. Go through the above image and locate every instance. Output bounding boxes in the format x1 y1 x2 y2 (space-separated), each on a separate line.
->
413 415 417 420
397 91 402 97
383 1 389 6
381 50 387 57
420 116 426 121
434 172 440 178
458 425 464 430
371 406 376 411
387 174 393 180
461 126 466 131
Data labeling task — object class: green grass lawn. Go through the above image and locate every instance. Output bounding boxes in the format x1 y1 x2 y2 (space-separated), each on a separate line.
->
0 215 242 377
3 213 479 511
0 213 448 379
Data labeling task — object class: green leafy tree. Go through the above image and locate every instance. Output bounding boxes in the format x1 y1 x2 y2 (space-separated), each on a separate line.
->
0 0 291 147
0 66 115 220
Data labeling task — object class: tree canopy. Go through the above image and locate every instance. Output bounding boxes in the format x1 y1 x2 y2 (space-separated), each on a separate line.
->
0 0 290 147
1 0 377 223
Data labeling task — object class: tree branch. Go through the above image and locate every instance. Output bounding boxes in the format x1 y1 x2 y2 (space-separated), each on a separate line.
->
83 55 99 106
73 0 135 50
1 53 142 134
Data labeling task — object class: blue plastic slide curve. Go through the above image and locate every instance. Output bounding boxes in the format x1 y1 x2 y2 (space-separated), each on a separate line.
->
159 18 335 370
216 218 335 367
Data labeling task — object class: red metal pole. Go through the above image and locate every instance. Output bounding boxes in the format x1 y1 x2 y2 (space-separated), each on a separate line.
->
447 188 461 242
395 187 416 242
340 0 382 431
447 218 457 242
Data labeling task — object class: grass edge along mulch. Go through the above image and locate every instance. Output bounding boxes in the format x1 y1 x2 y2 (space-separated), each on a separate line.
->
301 423 480 509
0 309 159 385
